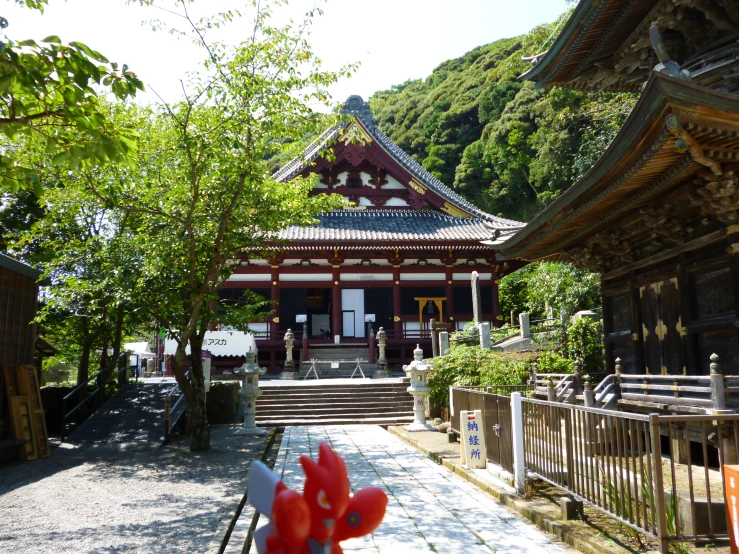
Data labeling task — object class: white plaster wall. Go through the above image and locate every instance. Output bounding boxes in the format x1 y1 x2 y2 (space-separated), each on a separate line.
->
340 273 393 281
358 197 374 206
228 274 271 282
385 197 409 206
279 273 331 282
382 174 406 190
400 273 445 281
453 272 492 281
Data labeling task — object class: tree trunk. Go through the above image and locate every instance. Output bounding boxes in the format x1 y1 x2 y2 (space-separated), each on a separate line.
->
187 333 210 451
109 306 125 381
77 317 94 385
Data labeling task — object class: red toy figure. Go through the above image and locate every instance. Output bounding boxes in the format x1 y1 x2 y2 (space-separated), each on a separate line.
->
248 442 388 554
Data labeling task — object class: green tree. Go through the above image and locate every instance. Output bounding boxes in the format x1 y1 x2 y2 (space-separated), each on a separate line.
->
77 0 351 451
0 0 144 193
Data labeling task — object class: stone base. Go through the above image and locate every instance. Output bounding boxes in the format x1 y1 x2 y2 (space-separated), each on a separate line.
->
405 422 437 432
235 426 267 435
373 369 390 379
280 371 298 380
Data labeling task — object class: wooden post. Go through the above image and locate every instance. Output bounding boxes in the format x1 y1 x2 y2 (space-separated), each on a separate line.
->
613 357 623 402
573 357 583 397
650 413 670 554
430 318 438 357
583 375 594 407
710 353 726 410
392 270 402 336
547 377 556 402
331 270 341 342
529 361 538 388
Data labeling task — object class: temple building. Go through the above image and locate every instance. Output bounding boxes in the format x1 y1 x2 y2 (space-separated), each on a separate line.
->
221 96 522 374
497 0 739 376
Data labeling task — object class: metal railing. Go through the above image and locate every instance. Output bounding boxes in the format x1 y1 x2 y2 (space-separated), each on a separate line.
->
163 373 188 444
522 397 739 552
61 364 128 441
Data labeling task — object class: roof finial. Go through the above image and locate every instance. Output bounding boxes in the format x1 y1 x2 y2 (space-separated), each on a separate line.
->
340 95 376 126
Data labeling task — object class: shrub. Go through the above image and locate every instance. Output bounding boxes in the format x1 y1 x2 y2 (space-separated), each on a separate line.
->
428 345 533 407
535 350 573 374
565 317 604 373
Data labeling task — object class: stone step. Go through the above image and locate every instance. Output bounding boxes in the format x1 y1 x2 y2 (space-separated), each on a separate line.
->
259 390 409 399
255 415 415 427
256 410 413 421
258 404 413 416
258 394 410 405
260 384 408 393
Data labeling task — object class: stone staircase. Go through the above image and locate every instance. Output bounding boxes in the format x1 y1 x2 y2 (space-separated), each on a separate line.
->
255 380 415 427
298 346 378 378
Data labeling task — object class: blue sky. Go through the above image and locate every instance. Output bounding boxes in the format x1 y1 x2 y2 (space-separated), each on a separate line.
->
2 0 569 107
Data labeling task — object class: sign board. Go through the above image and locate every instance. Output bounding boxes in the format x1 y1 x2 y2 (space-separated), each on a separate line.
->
331 362 339 369
364 314 376 322
725 465 739 554
164 331 256 358
460 409 486 469
203 357 212 392
296 314 307 323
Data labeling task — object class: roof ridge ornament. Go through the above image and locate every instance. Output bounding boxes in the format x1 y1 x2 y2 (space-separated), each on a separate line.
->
648 25 690 83
340 95 376 126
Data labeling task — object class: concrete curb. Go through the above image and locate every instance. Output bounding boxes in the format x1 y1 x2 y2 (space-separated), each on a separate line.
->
388 426 632 554
204 428 277 554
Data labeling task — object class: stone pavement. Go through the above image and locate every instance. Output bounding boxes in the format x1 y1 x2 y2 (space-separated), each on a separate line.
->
244 425 569 554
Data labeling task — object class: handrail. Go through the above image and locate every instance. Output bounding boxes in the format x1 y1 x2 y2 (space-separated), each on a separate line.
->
163 372 188 444
61 363 128 440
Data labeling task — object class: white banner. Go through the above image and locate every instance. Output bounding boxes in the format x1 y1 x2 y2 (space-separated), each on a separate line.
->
164 331 257 358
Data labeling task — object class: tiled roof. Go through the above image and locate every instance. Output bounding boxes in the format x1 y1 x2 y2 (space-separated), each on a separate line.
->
277 209 511 243
272 96 523 230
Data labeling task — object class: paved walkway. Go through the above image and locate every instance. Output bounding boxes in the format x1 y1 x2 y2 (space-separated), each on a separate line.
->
243 425 568 554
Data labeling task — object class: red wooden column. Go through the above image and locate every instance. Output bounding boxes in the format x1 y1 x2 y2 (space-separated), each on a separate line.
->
331 265 341 341
392 265 402 336
271 265 279 337
445 265 454 329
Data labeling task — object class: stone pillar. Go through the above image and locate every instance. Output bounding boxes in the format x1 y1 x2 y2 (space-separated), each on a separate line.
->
430 318 438 357
479 322 491 349
439 331 450 355
374 327 390 378
403 344 435 431
301 322 309 363
471 271 482 325
369 326 376 364
281 328 297 380
235 348 267 434
519 313 531 339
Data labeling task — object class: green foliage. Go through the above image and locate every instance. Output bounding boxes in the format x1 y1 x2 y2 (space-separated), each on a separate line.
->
428 345 533 407
535 350 572 374
565 317 604 374
369 16 636 221
0 3 144 192
499 261 601 319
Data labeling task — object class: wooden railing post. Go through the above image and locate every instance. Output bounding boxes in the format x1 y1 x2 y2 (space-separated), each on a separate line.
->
547 377 556 402
710 353 726 411
529 361 538 388
573 357 583 397
613 357 623 402
649 413 670 554
583 375 594 408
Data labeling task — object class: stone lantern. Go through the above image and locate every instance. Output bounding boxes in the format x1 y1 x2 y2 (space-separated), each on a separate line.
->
403 344 435 431
281 328 297 380
374 327 390 378
234 348 267 434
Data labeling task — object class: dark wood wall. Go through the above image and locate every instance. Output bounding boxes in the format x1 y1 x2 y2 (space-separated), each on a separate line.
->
602 231 739 376
0 266 39 366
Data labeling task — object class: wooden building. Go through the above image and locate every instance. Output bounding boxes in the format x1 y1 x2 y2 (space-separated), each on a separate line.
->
0 253 40 368
225 96 522 373
497 0 739 376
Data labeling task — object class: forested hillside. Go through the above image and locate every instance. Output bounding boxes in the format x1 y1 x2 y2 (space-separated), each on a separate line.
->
368 16 637 222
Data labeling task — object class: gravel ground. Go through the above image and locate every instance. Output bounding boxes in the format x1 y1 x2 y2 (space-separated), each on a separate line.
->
0 427 271 554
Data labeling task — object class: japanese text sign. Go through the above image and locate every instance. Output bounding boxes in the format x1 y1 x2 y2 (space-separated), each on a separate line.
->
460 409 486 469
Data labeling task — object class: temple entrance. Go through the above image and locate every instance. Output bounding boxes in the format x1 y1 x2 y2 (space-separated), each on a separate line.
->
341 289 365 338
279 288 332 337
